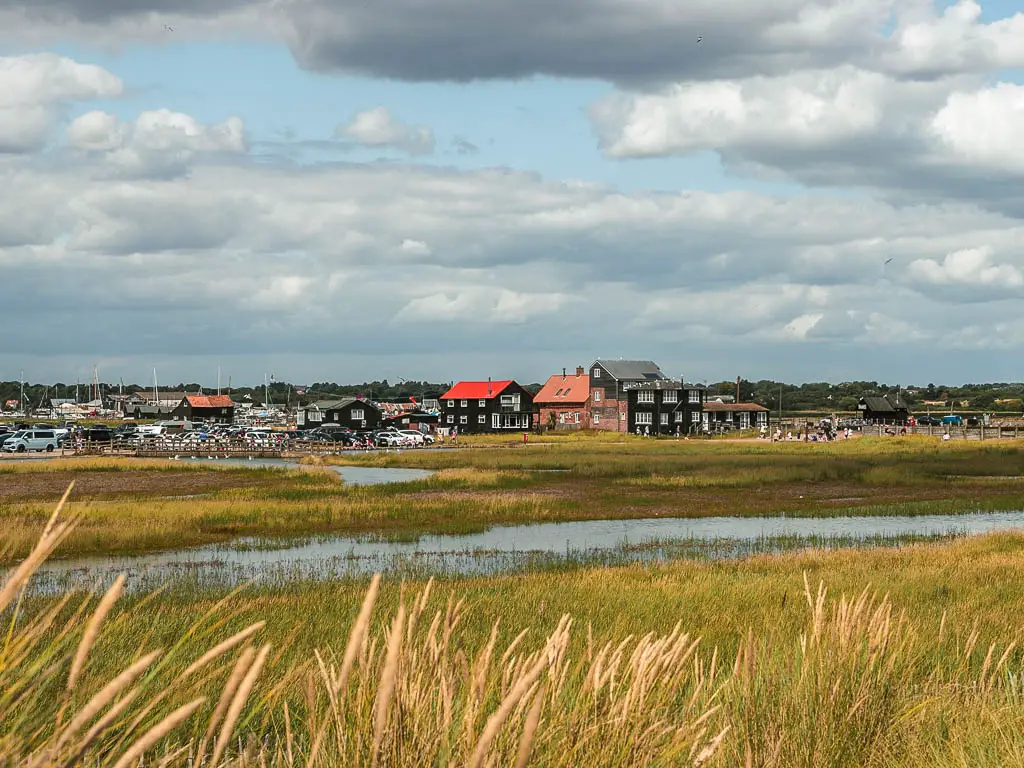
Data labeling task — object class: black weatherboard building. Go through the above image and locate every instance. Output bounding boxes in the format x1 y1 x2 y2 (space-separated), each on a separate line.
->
439 380 535 434
625 380 706 435
857 394 911 424
297 398 382 431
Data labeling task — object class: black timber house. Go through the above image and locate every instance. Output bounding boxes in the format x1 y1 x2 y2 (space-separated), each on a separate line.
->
297 398 382 431
625 380 706 435
857 394 911 424
439 380 535 434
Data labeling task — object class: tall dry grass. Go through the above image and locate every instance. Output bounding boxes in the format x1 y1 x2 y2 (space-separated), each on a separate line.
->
5 485 1024 765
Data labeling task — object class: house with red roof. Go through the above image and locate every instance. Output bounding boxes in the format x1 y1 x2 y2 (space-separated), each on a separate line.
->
534 366 590 430
171 394 236 423
439 379 535 433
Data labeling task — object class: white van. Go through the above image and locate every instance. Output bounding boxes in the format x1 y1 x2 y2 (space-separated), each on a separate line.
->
2 429 58 453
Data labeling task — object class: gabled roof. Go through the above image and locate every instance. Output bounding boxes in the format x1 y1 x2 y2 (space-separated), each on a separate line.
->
534 373 590 404
859 394 909 413
308 397 378 411
184 395 234 409
593 360 666 381
440 381 515 400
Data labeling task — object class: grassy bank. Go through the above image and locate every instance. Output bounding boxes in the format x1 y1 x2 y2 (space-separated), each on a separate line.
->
12 523 1024 766
1 438 1024 561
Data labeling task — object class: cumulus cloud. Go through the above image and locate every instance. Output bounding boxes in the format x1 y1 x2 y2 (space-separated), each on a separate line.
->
906 246 1024 299
336 107 434 155
66 109 246 177
0 53 121 153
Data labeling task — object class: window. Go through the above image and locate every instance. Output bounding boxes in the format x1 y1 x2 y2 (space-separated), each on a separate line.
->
593 368 601 378
460 399 468 407
663 391 677 403
478 399 486 407
351 409 364 421
636 412 653 425
688 390 701 403
593 413 600 424
574 412 580 423
460 415 468 424
675 412 683 422
555 389 563 397
500 394 520 407
309 410 322 422
660 413 669 425
691 412 700 422
447 400 455 407
447 415 454 423
637 391 654 404
478 414 486 423
740 412 750 428
593 390 602 403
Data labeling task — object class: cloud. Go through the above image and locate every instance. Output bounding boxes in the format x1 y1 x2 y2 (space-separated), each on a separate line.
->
336 107 434 155
906 246 1024 299
66 109 246 177
929 83 1024 173
395 288 571 324
0 53 121 153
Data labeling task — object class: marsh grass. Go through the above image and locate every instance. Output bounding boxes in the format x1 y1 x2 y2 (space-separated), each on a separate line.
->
10 494 1024 765
2 440 1024 562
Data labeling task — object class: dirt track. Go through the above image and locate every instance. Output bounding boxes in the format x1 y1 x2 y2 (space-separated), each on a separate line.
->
0 470 262 501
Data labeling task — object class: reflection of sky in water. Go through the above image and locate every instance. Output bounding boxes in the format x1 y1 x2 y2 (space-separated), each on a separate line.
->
24 510 1024 594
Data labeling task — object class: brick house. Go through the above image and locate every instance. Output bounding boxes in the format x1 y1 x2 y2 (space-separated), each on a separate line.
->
589 360 667 431
534 366 590 430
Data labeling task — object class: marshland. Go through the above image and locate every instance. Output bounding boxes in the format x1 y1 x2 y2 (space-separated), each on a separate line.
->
6 435 1024 765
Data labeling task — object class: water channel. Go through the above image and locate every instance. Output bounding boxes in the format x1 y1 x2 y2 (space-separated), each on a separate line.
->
17 458 1024 592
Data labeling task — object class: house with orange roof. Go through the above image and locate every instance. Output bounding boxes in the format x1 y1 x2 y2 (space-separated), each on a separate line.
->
534 366 590 430
439 379 535 433
171 394 235 423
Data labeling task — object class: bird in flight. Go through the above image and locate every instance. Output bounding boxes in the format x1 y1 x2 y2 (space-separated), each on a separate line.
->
884 257 894 265
164 24 174 31
696 36 703 42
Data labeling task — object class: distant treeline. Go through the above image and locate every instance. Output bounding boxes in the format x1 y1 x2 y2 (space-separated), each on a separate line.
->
2 379 1023 412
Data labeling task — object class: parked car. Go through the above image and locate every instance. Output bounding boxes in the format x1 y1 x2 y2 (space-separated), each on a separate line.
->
85 426 115 443
397 429 433 445
2 429 59 453
916 415 942 426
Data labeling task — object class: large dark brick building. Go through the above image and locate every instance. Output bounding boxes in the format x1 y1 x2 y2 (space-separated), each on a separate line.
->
589 360 667 432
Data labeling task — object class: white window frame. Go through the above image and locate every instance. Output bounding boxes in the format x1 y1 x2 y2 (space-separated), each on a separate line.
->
447 400 455 407
740 412 750 428
447 415 454 424
688 390 701 403
478 399 486 407
593 368 601 378
635 412 653 425
593 390 602 403
460 399 468 407
691 411 700 423
478 413 486 423
660 413 669 425
637 391 654 404
351 408 364 421
663 391 678 403
593 413 600 424
675 412 684 422
459 415 468 424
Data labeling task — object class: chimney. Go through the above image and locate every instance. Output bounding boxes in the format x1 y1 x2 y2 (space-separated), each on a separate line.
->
488 377 492 397
576 366 584 377
736 376 741 403
562 367 567 381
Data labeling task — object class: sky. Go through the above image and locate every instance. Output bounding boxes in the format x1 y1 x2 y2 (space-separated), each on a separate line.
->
1 0 1023 387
